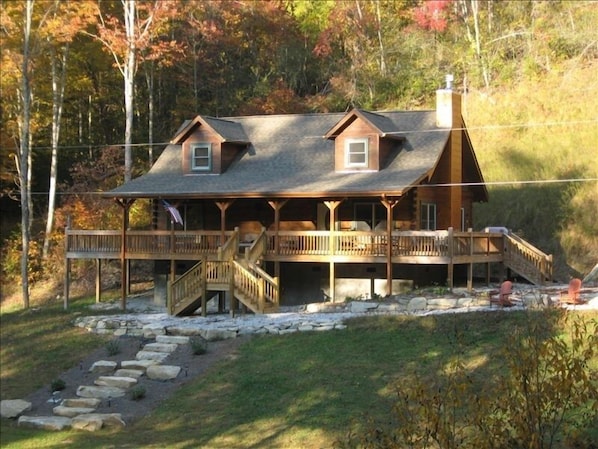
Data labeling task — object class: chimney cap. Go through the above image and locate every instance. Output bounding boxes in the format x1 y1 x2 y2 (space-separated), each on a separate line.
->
445 74 454 90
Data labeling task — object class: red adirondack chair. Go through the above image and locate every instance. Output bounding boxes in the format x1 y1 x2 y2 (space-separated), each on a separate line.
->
559 278 584 305
490 281 514 307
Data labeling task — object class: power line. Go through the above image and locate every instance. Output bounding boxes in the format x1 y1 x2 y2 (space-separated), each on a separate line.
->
1 118 597 152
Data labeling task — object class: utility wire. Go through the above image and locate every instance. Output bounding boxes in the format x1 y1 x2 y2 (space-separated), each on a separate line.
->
1 118 597 152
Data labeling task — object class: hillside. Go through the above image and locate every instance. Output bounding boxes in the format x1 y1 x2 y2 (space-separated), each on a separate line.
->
465 61 598 281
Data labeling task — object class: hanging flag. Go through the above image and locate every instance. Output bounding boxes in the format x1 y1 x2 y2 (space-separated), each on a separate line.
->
162 200 183 225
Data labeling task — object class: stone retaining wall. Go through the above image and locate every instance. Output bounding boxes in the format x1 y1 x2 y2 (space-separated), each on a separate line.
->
75 293 537 341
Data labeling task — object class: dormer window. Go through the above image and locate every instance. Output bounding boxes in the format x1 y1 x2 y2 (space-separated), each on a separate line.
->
191 143 212 171
345 138 368 168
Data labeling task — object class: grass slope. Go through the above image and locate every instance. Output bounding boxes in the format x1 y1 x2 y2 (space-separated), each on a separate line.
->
466 61 598 280
1 300 596 449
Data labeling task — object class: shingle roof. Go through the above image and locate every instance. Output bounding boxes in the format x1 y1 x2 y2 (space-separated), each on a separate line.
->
108 110 452 199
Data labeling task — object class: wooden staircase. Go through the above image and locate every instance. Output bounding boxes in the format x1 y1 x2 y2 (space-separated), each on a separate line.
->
168 229 279 316
503 233 553 285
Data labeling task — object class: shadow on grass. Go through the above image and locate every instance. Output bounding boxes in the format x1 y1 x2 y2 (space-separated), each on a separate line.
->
5 309 588 449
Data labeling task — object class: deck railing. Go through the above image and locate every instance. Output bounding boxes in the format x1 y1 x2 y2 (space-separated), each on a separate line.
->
66 228 505 261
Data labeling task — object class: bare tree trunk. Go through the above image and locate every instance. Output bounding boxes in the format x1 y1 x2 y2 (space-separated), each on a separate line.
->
18 0 33 309
123 0 136 182
43 45 69 258
375 0 386 76
469 0 490 88
145 60 154 167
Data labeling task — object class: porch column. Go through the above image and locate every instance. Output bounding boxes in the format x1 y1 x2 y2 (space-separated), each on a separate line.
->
215 200 234 244
116 198 135 311
447 227 454 291
63 217 71 310
324 201 341 302
268 200 288 279
96 259 102 303
381 197 398 297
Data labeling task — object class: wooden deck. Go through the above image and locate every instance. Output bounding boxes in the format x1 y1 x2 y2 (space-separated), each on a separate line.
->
64 227 553 314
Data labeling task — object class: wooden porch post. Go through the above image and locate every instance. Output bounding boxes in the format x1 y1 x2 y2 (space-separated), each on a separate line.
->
268 200 288 280
381 197 398 297
215 200 234 244
324 201 341 302
200 256 207 317
116 198 135 311
63 216 71 310
467 228 473 292
96 259 102 303
447 227 454 291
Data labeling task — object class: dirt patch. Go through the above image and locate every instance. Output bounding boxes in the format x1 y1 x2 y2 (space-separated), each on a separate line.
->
24 335 249 424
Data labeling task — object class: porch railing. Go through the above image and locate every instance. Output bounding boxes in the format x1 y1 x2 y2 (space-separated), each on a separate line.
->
66 228 506 260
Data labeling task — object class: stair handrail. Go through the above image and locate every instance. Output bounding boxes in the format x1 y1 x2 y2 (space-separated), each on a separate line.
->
504 233 553 283
218 227 239 261
233 260 279 312
169 260 204 315
245 228 268 264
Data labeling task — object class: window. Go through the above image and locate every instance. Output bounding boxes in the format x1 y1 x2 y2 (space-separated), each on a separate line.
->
191 143 212 171
345 138 368 167
354 203 385 230
420 203 437 230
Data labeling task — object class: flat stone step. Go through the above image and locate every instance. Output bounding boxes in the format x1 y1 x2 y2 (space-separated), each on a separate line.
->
94 376 137 389
114 368 144 379
146 365 181 381
76 385 126 399
71 413 125 431
53 405 96 417
18 415 72 430
1 399 32 418
135 350 170 362
88 360 117 375
156 335 190 345
62 398 101 408
142 342 178 353
121 359 158 372
60 398 102 408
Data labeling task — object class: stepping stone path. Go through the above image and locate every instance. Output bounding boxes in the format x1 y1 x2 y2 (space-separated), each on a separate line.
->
9 334 191 432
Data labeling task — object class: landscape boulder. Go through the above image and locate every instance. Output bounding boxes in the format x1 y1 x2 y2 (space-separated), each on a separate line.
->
0 399 32 419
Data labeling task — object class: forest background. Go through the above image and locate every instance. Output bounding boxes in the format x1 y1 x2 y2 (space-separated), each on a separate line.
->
1 0 597 308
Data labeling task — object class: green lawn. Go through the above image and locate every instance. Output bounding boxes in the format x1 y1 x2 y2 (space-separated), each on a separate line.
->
1 301 596 449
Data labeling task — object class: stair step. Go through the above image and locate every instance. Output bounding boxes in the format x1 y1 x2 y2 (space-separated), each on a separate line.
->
143 342 178 353
94 376 137 389
88 360 117 375
53 405 96 417
114 368 144 379
146 365 181 381
76 385 126 399
71 413 125 431
18 415 72 430
135 350 170 362
62 398 101 408
121 359 159 372
156 335 190 345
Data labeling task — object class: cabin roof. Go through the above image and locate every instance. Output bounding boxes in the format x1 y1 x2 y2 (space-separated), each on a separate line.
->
108 110 479 199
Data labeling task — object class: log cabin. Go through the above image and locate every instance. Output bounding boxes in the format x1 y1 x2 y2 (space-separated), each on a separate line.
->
64 84 552 315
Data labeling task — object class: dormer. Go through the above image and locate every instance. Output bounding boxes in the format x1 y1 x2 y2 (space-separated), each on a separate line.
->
171 115 249 175
325 109 404 172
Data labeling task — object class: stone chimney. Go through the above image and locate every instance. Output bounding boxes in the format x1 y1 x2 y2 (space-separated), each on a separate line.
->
436 75 463 230
436 74 462 128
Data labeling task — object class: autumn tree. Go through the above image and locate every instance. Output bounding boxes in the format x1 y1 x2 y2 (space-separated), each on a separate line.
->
91 0 180 182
